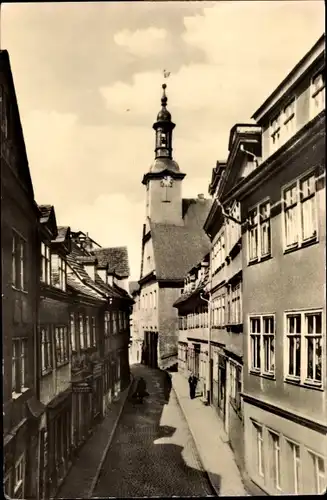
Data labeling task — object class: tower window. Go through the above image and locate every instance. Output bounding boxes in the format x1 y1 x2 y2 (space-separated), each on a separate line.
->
160 132 167 146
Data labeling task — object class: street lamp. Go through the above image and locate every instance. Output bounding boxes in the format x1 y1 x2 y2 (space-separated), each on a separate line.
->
200 291 212 405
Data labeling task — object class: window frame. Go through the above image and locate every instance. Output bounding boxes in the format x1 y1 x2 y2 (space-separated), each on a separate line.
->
55 326 69 366
40 326 53 375
268 429 282 491
308 449 326 494
86 316 91 348
41 242 51 285
12 338 29 395
12 230 27 292
92 316 96 347
286 438 301 494
282 97 296 143
282 169 319 253
14 453 25 499
252 420 265 478
247 198 271 264
310 70 325 119
70 313 76 352
270 112 281 153
249 314 276 377
284 309 323 388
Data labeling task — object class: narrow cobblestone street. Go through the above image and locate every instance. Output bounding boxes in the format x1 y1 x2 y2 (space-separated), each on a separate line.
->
92 365 216 497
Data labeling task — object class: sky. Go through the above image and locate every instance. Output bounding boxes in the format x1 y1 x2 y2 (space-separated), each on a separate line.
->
1 1 325 281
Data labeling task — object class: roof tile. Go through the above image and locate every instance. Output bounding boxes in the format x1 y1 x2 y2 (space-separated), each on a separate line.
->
92 247 130 277
150 198 212 281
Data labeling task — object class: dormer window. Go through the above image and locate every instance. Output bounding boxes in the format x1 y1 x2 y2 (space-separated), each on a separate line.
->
283 99 296 142
311 72 325 118
270 114 281 153
41 242 51 285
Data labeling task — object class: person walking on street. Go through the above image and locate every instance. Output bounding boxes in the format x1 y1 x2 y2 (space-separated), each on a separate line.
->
137 376 147 404
188 373 197 399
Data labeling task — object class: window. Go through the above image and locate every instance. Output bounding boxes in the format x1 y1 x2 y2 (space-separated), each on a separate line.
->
4 471 12 497
230 283 242 325
55 326 69 365
230 363 242 413
92 316 96 346
248 200 271 262
270 114 281 152
249 315 275 375
12 231 27 291
212 232 225 274
286 440 301 494
12 338 28 393
70 313 76 351
104 311 110 337
285 310 322 385
41 242 51 285
283 172 317 250
79 314 84 349
226 203 241 254
41 327 52 374
311 72 325 118
51 254 66 290
268 431 281 490
253 422 264 478
309 451 325 494
14 454 25 499
58 256 66 291
86 316 91 348
283 99 296 142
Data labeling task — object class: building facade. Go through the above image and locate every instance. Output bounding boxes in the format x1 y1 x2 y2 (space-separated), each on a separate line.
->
239 35 326 495
174 255 210 398
66 232 133 452
1 50 44 500
136 83 212 370
203 124 262 474
128 281 142 365
38 209 73 499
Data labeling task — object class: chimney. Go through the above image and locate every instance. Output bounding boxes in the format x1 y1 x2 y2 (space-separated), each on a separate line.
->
85 233 93 253
197 193 205 200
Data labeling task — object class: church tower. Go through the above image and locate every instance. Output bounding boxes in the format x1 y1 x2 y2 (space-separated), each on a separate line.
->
142 84 186 227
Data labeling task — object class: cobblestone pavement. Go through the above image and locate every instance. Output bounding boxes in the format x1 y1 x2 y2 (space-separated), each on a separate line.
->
92 365 216 498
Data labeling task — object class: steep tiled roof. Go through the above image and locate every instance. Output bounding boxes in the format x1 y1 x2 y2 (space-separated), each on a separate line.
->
38 204 53 223
66 243 116 299
129 281 140 295
92 247 130 277
67 274 104 300
148 198 211 282
54 226 70 243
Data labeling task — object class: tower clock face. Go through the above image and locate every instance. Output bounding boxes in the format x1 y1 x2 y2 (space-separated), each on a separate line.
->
160 176 173 188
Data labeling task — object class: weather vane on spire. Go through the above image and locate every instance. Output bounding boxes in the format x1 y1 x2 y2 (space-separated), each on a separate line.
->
163 69 171 79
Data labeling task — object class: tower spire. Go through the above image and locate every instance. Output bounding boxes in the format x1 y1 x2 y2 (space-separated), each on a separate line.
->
161 83 168 108
153 83 175 160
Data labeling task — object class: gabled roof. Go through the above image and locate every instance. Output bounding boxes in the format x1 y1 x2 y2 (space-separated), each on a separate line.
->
55 226 70 243
38 204 58 240
92 247 130 278
38 204 52 223
66 244 117 299
149 198 211 281
0 50 35 201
